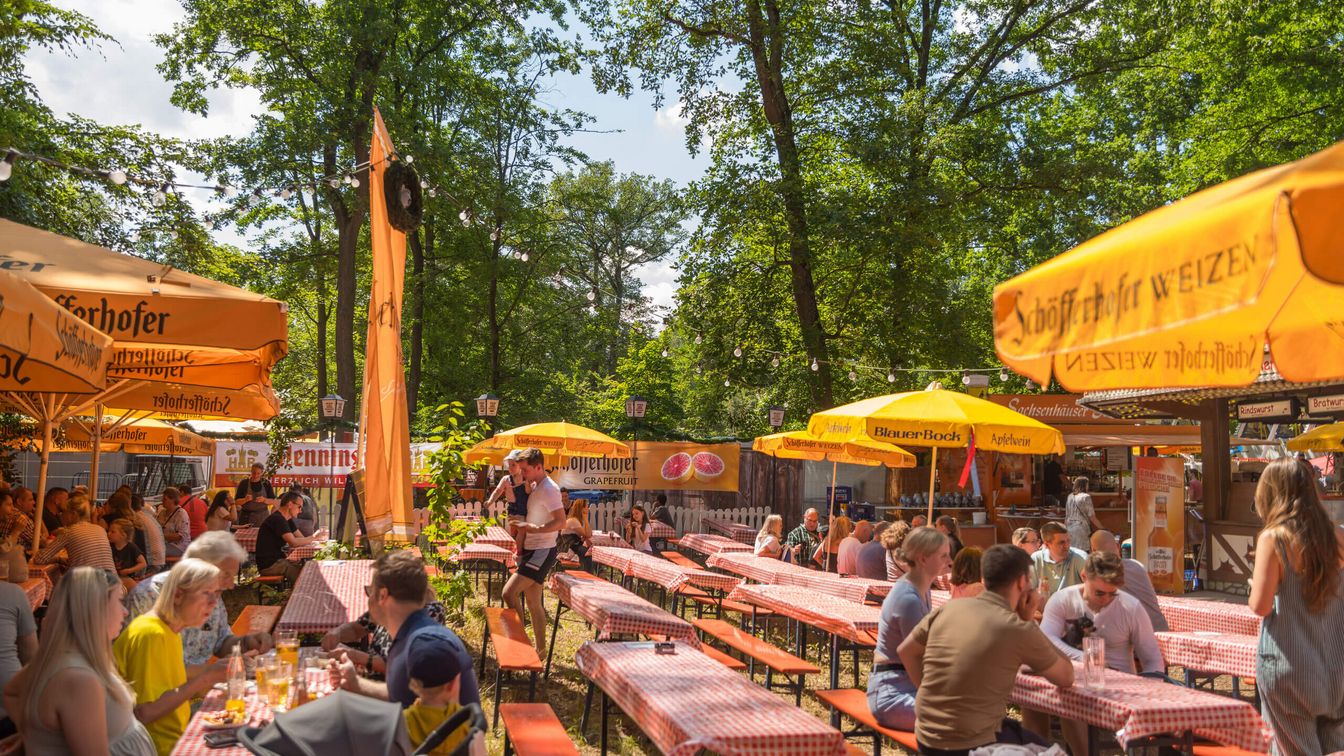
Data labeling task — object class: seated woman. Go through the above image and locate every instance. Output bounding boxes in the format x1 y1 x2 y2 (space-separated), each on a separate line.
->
868 526 951 730
5 567 155 755
109 519 148 591
559 498 594 572
34 495 115 572
755 515 784 559
114 558 228 754
949 546 985 599
881 521 912 581
625 504 653 554
812 516 852 572
204 491 236 532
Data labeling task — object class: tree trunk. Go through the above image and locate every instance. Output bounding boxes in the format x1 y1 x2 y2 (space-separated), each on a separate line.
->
487 237 502 391
316 269 329 400
407 223 428 420
335 214 362 421
744 0 833 409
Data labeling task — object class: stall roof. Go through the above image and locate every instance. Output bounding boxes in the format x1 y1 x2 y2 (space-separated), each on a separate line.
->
1080 364 1344 419
1061 424 1278 449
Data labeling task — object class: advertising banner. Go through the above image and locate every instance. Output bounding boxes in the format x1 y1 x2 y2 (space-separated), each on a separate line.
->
213 441 438 489
550 441 740 492
1133 456 1186 594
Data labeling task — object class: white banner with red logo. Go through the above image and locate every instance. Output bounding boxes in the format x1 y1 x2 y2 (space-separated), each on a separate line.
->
213 441 439 489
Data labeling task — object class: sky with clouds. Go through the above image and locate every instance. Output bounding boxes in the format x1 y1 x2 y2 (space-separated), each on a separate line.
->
23 0 705 314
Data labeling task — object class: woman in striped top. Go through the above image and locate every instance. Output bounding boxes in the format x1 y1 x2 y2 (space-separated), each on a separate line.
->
34 495 116 572
1249 457 1344 756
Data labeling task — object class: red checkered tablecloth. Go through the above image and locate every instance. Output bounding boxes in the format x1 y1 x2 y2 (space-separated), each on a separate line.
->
590 530 633 548
706 552 795 584
620 551 743 593
1156 631 1259 680
576 641 846 756
701 517 758 545
1012 663 1271 752
616 516 677 540
275 560 373 634
548 572 697 643
930 589 950 608
1158 597 1261 636
473 525 517 551
233 527 258 552
728 583 879 645
21 577 46 611
679 532 753 557
444 542 518 569
592 545 639 574
28 562 58 585
771 571 892 604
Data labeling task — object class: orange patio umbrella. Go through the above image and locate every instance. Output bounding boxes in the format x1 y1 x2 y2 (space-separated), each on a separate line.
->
0 269 113 394
994 139 1344 391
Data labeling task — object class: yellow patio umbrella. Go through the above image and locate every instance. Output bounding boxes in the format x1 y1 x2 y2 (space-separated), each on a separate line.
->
1287 423 1344 453
807 384 1065 520
462 441 576 469
754 430 915 570
482 422 632 458
0 269 113 394
993 139 1344 391
65 416 215 457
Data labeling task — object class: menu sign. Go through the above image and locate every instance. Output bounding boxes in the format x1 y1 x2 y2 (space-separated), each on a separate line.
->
1308 394 1344 416
1236 399 1297 422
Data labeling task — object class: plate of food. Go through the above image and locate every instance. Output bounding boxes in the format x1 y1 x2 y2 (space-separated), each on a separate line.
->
201 709 248 730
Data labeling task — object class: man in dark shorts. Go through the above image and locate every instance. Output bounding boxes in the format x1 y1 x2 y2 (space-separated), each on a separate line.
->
500 448 565 657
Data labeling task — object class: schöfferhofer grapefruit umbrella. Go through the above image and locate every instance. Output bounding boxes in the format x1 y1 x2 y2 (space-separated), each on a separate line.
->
993 139 1344 391
477 422 632 459
807 384 1064 521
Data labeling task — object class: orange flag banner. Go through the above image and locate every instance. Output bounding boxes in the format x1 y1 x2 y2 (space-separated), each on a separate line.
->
357 108 415 540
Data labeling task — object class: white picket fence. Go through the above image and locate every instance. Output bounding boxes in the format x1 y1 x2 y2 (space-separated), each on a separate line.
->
445 499 769 535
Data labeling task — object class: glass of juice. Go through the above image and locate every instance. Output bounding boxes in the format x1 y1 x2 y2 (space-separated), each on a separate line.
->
255 653 277 706
276 630 300 670
268 662 292 712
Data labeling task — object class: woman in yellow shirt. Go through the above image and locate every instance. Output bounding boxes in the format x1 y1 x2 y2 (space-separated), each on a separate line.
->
114 558 228 755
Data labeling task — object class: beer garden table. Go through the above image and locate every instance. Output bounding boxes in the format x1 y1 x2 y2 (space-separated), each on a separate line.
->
544 571 698 679
233 527 330 562
1158 596 1261 636
700 517 758 545
707 551 890 603
442 542 517 606
619 549 743 594
706 552 797 584
1156 630 1259 698
727 583 880 690
275 559 373 634
589 530 632 549
1011 663 1272 753
20 577 46 611
472 525 517 551
574 640 847 756
677 532 752 557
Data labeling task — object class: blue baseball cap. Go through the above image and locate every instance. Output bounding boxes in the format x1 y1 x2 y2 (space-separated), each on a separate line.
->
405 630 466 689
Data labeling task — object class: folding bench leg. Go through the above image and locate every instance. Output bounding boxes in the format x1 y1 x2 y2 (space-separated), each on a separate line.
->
600 689 610 755
503 732 514 756
492 667 504 729
852 647 861 688
794 674 804 706
544 604 563 679
580 680 595 735
528 670 537 701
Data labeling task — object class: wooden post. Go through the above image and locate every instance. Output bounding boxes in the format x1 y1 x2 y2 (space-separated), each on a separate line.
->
88 405 103 500
927 446 939 522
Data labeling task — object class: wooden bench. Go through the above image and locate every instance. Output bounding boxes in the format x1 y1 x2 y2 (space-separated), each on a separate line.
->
1189 748 1270 756
699 643 748 671
816 688 920 755
693 618 819 705
499 703 579 756
230 605 281 636
480 607 544 728
661 551 700 568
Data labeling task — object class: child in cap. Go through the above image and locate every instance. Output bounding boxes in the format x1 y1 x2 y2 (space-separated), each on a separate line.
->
403 630 479 755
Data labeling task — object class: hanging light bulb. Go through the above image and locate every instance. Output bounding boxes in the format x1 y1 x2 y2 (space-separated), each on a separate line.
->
661 348 669 358
695 365 703 375
151 184 169 207
328 177 341 189
520 252 529 262
724 378 731 387
1025 379 1037 390
403 154 414 164
810 358 819 372
770 356 780 368
420 179 430 189
349 176 360 188
888 371 897 383
733 346 743 358
459 209 472 227
694 334 703 345
1000 369 1009 382
848 370 858 382
280 187 292 200
0 150 16 182
428 188 437 198
586 290 597 302
489 229 499 242
343 174 353 185
107 169 127 185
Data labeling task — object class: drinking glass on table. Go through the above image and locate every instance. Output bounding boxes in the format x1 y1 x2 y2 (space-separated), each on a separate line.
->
276 629 299 670
268 662 293 712
255 653 277 705
1082 636 1106 691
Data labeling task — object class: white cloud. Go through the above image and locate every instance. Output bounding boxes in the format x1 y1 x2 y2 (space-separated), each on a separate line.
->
635 259 680 321
653 99 691 132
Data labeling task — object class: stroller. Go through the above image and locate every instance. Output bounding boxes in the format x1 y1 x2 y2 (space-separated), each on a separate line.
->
237 690 487 756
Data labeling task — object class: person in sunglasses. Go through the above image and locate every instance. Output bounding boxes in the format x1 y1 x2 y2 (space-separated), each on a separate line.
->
1040 550 1164 755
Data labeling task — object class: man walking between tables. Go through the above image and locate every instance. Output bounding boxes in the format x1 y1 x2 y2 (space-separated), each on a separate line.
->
500 448 566 657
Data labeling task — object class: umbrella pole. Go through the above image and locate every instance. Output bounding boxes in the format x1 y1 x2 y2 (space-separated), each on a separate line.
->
33 397 53 559
89 405 103 501
825 460 837 572
927 447 938 523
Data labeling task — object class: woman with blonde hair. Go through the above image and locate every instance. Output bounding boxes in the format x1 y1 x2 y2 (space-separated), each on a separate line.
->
4 567 155 754
881 520 913 580
1248 457 1344 755
755 515 784 558
868 526 951 729
813 515 852 572
114 558 228 754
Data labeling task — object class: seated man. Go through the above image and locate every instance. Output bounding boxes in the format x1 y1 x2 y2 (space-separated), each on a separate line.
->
1040 550 1165 755
785 508 822 566
1032 521 1085 599
1091 529 1169 631
899 544 1072 756
255 491 318 583
329 550 480 709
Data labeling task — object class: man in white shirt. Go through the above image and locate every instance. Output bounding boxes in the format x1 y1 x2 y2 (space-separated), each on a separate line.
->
500 448 566 657
1040 550 1164 755
1091 529 1169 632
